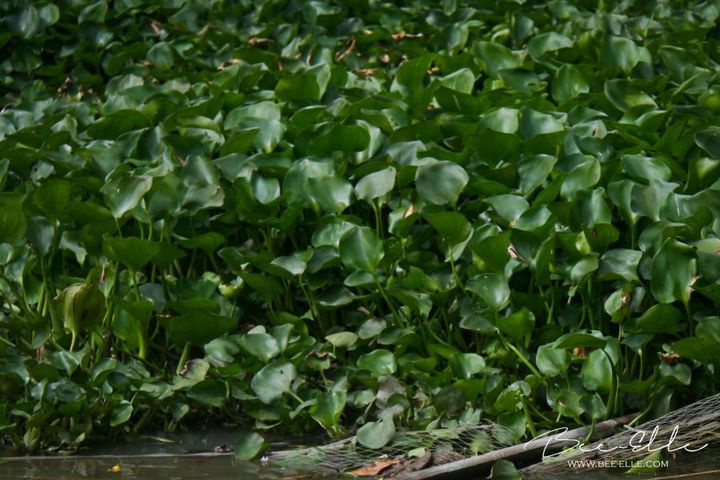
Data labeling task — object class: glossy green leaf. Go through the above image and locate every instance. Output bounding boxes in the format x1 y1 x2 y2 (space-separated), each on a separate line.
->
103 237 161 271
188 379 227 407
499 308 535 342
100 175 153 218
552 64 589 103
581 349 613 393
440 68 475 94
355 167 396 202
415 161 468 206
87 110 150 139
325 331 358 348
310 390 346 431
237 334 280 362
651 239 697 304
357 349 397 376
0 208 27 243
33 179 71 219
356 416 395 449
451 353 485 379
473 41 517 78
695 127 720 158
275 63 331 101
251 361 297 404
165 313 238 347
625 304 681 335
466 273 510 312
600 35 651 73
339 227 384 273
235 432 265 461
536 344 570 377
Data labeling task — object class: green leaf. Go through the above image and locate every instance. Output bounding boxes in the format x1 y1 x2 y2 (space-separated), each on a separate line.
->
310 391 347 431
165 313 238 347
393 54 434 93
460 312 497 334
415 161 469 206
440 68 475 94
177 232 226 255
695 127 720 158
100 175 153 218
489 459 522 480
623 155 672 183
204 337 240 365
672 337 720 364
625 304 681 335
87 110 150 140
356 416 395 449
499 308 535 342
306 125 370 156
237 333 280 362
598 249 642 282
600 35 651 73
357 349 397 375
552 64 589 103
581 349 613 393
325 331 359 348
60 283 106 343
234 432 265 461
78 0 108 24
0 209 27 243
424 211 472 246
561 157 600 198
651 239 697 304
110 402 133 427
467 273 510 311
536 343 570 377
604 80 656 112
33 179 71 219
480 108 519 134
103 237 161 271
271 253 308 276
520 108 563 140
275 63 331 101
451 352 485 379
486 195 529 224
251 361 297 404
518 154 557 194
473 41 517 78
555 333 607 349
528 32 573 59
355 167 396 202
339 227 384 273
305 175 353 213
113 299 152 358
188 379 227 407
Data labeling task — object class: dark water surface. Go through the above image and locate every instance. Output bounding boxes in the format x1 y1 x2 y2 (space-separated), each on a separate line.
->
0 429 321 480
3 431 720 479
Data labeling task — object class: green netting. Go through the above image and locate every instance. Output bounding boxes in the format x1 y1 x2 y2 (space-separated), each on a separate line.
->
522 393 720 478
262 422 515 476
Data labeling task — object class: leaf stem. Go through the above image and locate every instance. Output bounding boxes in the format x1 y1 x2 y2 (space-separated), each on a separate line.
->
499 333 546 385
176 342 191 375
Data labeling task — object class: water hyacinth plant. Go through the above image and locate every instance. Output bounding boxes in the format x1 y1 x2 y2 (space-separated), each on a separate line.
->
0 0 719 461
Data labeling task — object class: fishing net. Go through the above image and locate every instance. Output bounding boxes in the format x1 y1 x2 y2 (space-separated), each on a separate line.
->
262 421 516 477
521 392 720 478
264 393 720 478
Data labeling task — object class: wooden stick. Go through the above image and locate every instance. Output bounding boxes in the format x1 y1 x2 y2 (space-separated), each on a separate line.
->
394 415 637 480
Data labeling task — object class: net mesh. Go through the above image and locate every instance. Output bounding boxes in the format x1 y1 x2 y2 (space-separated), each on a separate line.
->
262 422 515 477
263 393 720 478
521 392 720 478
